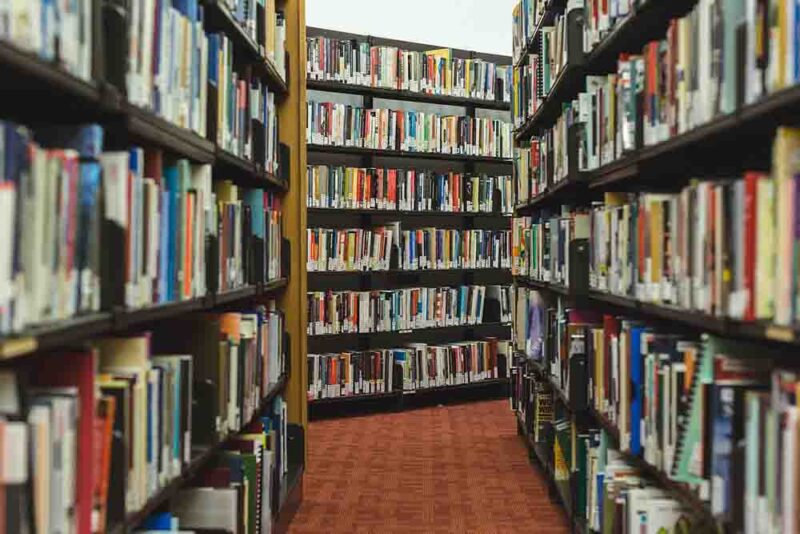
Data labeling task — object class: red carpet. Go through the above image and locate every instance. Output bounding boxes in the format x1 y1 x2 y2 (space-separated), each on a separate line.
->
288 400 570 533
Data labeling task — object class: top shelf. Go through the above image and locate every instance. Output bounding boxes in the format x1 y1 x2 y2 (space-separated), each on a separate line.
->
307 79 511 111
202 0 288 95
0 38 287 189
513 0 566 68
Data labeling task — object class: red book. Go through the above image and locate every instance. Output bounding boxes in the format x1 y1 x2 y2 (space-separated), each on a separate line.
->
31 350 96 534
602 314 620 413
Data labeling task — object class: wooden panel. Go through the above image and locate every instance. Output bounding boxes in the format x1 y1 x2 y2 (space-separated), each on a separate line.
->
278 0 309 435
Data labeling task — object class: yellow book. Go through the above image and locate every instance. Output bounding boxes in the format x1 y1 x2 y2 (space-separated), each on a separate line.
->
94 336 151 511
772 128 800 325
425 48 452 92
265 0 277 59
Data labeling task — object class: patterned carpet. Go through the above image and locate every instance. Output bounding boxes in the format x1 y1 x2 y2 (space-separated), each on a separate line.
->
288 400 570 533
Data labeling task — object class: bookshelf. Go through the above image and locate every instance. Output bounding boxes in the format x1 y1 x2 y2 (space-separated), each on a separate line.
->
305 27 515 415
509 0 800 532
0 0 307 532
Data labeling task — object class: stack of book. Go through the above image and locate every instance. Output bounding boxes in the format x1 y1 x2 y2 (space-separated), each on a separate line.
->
307 37 511 102
307 165 514 214
306 101 513 158
306 285 512 336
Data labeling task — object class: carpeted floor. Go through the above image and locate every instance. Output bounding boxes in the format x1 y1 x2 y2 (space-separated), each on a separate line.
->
287 400 570 533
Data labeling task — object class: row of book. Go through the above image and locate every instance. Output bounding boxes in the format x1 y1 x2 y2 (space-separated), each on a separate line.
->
512 8 572 126
307 226 511 272
583 128 800 324
306 165 514 214
2 2 285 169
511 208 590 286
573 0 800 173
306 285 513 336
307 338 511 400
0 122 283 335
523 291 800 532
1 1 93 80
306 37 512 103
0 304 285 532
306 101 514 158
211 32 281 173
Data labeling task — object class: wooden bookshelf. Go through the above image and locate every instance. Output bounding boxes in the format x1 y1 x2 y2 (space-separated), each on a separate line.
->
304 30 515 418
0 0 308 530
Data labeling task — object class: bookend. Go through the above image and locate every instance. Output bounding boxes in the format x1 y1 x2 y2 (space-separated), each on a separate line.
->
566 6 585 68
281 237 291 279
492 187 502 214
253 118 266 171
207 233 221 295
484 299 502 323
101 218 126 311
282 331 291 377
193 379 219 445
567 353 588 412
279 142 290 184
101 0 128 92
568 239 589 297
389 245 401 270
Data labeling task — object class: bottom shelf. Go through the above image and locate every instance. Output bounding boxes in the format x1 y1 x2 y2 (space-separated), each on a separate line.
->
109 375 293 533
309 378 509 419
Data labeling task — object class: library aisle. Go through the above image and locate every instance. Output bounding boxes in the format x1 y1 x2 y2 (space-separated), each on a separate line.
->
288 400 568 533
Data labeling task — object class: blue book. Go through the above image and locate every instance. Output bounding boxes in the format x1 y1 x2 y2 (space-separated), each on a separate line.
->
629 326 644 455
244 189 265 239
208 34 220 87
141 512 174 530
164 164 180 301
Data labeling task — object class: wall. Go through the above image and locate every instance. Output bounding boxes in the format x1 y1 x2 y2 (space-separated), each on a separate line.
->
305 0 516 56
